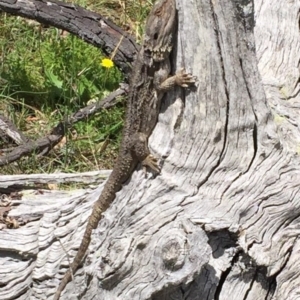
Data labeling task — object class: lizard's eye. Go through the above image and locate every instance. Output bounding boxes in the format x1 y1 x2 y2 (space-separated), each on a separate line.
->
145 49 151 55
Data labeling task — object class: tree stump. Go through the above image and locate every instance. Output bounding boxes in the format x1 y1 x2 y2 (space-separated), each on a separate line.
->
1 0 299 299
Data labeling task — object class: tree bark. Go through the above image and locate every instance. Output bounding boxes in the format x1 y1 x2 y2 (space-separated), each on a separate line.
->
1 0 300 299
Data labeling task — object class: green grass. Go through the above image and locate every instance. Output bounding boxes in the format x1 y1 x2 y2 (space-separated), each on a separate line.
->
87 0 154 41
0 0 153 175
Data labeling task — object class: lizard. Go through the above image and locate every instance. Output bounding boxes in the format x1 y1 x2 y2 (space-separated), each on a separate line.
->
53 0 195 299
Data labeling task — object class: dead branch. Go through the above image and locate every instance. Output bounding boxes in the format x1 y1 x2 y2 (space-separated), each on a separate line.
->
0 0 139 74
0 84 128 166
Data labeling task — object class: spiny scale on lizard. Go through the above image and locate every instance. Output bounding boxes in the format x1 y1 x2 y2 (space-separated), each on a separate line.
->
53 0 195 299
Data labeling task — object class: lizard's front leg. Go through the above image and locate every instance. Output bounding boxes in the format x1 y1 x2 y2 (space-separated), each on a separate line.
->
136 70 195 173
158 68 196 92
133 69 196 174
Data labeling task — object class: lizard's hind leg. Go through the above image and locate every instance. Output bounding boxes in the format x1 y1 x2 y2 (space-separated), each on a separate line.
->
131 132 160 173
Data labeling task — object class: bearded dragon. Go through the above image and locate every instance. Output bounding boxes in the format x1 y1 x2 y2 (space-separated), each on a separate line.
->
53 0 194 298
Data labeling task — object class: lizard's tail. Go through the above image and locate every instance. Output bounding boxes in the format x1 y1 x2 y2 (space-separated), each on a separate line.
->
53 160 133 299
53 221 94 300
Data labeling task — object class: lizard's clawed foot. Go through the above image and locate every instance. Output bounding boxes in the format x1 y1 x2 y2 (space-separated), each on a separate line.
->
142 154 160 174
175 68 196 87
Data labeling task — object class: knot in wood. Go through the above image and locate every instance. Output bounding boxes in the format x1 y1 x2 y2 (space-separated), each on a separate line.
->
161 236 187 271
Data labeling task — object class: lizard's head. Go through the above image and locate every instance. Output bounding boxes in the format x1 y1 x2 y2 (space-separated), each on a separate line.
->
143 0 176 64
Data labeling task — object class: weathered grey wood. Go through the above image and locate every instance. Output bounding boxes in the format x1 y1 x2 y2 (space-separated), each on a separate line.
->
1 0 300 299
0 171 110 188
0 114 31 145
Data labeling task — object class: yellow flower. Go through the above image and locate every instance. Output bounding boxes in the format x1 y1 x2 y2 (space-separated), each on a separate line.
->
101 58 114 68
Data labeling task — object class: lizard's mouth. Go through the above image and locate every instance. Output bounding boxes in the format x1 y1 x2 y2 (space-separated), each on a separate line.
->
152 45 172 62
146 38 175 64
144 35 173 63
144 46 171 67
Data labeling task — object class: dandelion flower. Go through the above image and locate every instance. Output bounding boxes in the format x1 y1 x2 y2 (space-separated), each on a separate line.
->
101 58 114 68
